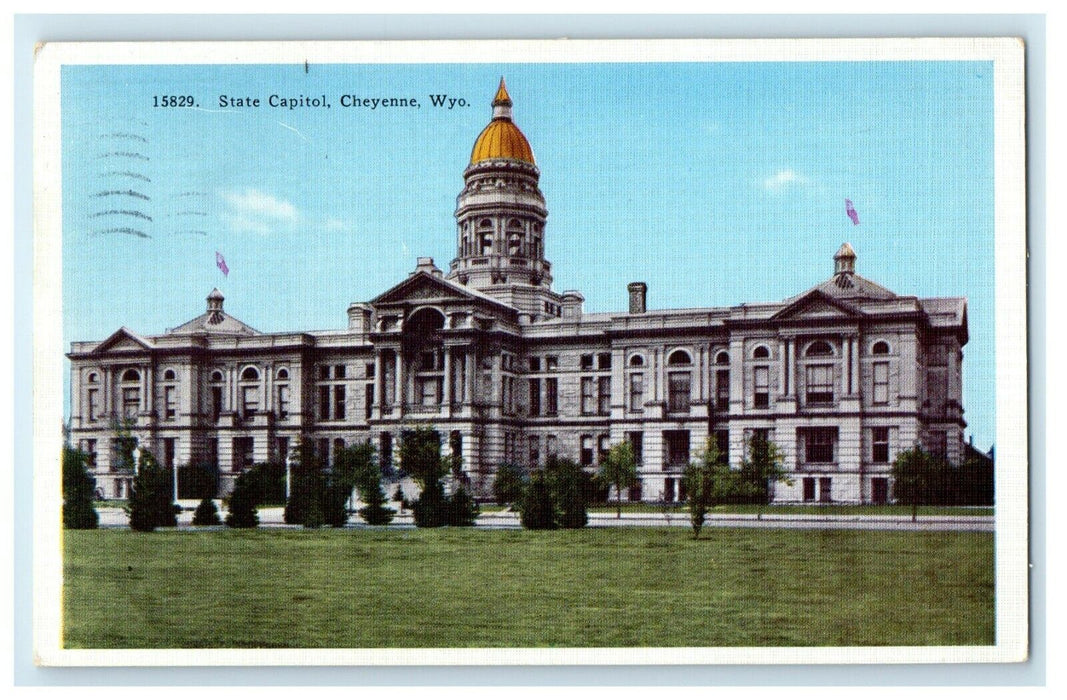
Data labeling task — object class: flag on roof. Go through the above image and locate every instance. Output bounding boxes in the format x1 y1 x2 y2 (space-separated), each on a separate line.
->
216 251 229 276
845 199 860 226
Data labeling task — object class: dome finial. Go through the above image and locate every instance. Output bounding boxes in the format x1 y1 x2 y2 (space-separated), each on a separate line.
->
834 242 857 274
491 77 513 121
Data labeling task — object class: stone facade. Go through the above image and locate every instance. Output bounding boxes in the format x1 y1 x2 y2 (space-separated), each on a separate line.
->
67 81 969 504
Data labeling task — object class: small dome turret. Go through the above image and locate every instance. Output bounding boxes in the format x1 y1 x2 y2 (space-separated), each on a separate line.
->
469 78 536 165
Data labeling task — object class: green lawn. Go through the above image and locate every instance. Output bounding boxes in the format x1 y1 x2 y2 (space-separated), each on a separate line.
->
63 527 994 649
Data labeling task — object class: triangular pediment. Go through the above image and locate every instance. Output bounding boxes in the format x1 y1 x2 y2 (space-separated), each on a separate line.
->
371 272 513 312
94 327 154 354
772 291 864 321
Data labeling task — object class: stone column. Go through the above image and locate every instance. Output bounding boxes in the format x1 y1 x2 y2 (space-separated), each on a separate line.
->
850 337 860 396
442 348 452 406
141 363 150 412
374 350 384 407
786 339 796 396
841 338 850 397
394 352 404 409
778 340 787 396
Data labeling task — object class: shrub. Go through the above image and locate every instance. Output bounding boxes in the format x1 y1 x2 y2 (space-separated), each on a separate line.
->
412 483 448 528
519 472 557 530
126 451 178 532
62 446 99 530
224 470 260 528
492 463 527 506
191 498 221 526
447 486 480 526
284 442 323 525
322 478 351 528
545 457 587 529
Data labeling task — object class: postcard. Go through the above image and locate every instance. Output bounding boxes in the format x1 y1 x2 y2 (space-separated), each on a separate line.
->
32 38 1027 666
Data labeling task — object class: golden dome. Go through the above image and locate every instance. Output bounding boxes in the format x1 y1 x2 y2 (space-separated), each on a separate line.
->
469 78 536 165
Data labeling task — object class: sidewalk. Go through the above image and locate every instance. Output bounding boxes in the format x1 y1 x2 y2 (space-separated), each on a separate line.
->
94 504 994 532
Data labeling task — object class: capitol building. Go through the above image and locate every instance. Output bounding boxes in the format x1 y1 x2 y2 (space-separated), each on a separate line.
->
67 80 970 505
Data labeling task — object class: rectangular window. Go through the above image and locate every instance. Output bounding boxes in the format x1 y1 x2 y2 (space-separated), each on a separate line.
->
233 437 253 473
802 477 816 501
318 438 330 466
754 366 770 409
819 477 833 503
365 362 375 378
546 356 558 371
545 378 558 415
872 427 890 463
87 388 99 421
528 435 540 468
598 376 611 415
581 377 596 415
668 372 691 413
715 369 730 411
873 361 890 404
319 386 330 420
206 438 219 469
806 364 834 405
334 364 346 379
714 430 729 462
162 438 176 469
598 435 611 464
275 437 290 463
163 386 177 420
627 431 644 465
122 387 140 418
804 427 836 463
319 366 330 380
450 431 463 460
546 434 559 458
242 385 259 417
380 433 393 471
664 477 676 503
528 378 541 416
580 435 594 467
365 383 374 420
276 385 290 419
597 352 612 370
665 430 690 469
580 354 595 370
629 372 644 411
628 483 643 502
529 357 541 372
83 439 97 469
334 385 346 419
210 386 223 421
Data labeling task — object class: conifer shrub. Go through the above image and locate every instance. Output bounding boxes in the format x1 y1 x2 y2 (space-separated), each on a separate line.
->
546 457 587 529
224 471 260 528
191 498 221 526
62 446 99 530
447 486 480 526
519 472 557 530
412 483 448 528
126 451 178 532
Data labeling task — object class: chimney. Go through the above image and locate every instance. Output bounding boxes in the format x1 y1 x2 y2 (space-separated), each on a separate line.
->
414 257 443 277
628 282 647 314
560 290 585 320
347 303 372 332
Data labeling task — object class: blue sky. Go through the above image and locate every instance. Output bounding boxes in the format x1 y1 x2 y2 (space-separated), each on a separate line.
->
61 60 995 448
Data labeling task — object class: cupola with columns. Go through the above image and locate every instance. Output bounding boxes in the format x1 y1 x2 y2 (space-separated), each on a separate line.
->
447 79 562 320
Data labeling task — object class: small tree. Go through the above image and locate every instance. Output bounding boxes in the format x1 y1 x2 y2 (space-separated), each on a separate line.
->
892 446 935 522
126 450 178 532
519 471 557 530
338 443 394 526
284 442 324 526
62 446 99 529
597 441 638 518
412 482 448 528
683 439 742 539
399 427 452 528
739 433 791 519
492 462 527 507
225 469 260 528
545 457 587 529
191 497 221 526
447 486 480 526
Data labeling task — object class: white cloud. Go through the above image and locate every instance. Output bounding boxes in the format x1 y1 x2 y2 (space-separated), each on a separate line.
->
762 168 810 191
220 188 298 234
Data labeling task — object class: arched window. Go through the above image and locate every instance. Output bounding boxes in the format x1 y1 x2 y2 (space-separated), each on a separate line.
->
871 340 890 355
509 233 522 256
753 345 771 359
715 351 730 365
87 372 98 383
667 349 692 366
805 340 834 357
120 368 140 382
163 368 177 381
628 354 645 368
481 233 493 255
241 366 260 381
210 370 224 382
276 367 290 380
119 369 140 418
